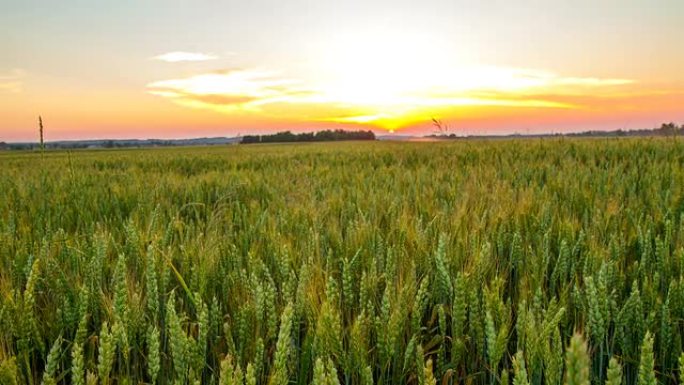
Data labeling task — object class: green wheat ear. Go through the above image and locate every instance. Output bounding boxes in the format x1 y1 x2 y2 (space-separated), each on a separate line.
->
637 332 656 385
0 357 19 385
41 337 62 385
268 302 294 385
146 325 160 384
678 352 684 385
564 333 590 385
606 357 623 385
97 322 115 385
512 351 530 385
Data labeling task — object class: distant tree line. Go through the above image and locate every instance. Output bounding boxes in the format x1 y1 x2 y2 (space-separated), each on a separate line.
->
566 122 684 138
426 122 684 139
2 140 179 150
241 129 376 144
0 138 240 150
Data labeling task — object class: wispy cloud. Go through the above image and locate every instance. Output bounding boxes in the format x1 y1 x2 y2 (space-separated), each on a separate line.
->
147 69 304 111
421 67 634 95
0 69 26 93
152 52 218 62
146 66 638 129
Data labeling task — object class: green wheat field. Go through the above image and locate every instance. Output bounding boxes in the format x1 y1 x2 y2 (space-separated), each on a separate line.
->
2 138 684 385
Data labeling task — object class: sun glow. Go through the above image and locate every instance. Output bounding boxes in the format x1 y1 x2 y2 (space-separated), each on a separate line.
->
146 28 636 132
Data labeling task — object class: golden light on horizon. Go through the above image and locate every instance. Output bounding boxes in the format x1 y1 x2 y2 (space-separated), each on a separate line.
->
147 67 632 132
141 26 644 133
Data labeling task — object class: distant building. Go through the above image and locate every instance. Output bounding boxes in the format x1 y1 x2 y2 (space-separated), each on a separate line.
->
0 142 8 151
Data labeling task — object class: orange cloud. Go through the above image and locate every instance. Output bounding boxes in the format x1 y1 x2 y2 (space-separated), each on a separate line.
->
145 65 655 132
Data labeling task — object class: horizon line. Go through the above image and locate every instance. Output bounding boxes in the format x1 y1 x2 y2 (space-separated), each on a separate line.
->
2 123 682 145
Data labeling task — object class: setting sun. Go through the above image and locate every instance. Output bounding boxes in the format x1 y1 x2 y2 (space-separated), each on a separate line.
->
143 28 640 132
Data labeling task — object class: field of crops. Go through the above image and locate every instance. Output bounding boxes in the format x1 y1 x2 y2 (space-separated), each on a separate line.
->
1 138 684 385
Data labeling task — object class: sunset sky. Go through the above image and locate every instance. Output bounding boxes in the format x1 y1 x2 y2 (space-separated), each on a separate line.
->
2 0 684 141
